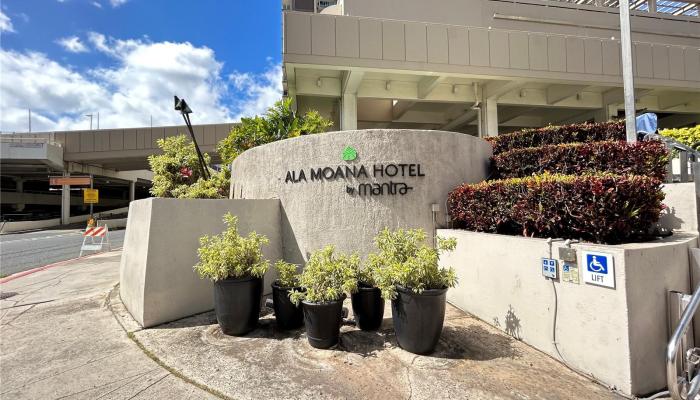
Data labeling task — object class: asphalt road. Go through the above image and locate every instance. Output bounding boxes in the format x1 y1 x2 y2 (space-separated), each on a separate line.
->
0 227 125 277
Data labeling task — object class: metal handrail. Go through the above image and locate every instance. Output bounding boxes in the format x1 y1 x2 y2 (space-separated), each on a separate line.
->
667 284 700 399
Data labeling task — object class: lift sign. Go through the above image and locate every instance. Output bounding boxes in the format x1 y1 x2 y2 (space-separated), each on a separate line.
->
582 251 615 289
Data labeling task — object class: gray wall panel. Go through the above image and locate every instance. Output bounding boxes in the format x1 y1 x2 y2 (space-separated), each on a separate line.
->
448 26 469 65
489 30 509 68
311 14 335 56
359 19 382 59
509 32 529 70
566 37 585 73
584 39 602 75
336 17 359 58
382 20 405 61
529 33 548 71
405 22 427 63
469 29 489 66
427 25 449 64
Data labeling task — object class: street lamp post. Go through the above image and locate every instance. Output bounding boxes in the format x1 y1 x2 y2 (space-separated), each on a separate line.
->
174 96 210 180
619 0 637 142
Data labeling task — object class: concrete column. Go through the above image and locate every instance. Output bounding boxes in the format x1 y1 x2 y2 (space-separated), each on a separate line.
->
129 181 136 202
483 98 499 137
14 178 25 212
61 173 71 225
341 93 357 131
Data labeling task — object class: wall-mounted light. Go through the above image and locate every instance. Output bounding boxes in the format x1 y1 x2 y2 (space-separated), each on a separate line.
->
316 78 322 87
385 81 391 91
452 85 458 94
519 89 526 98
576 93 582 101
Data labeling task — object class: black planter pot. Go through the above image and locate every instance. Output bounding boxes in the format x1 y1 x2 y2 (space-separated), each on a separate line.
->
271 282 304 330
213 275 263 336
351 284 385 331
391 285 447 354
302 294 346 349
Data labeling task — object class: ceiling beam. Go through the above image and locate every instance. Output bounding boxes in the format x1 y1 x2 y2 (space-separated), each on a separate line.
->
546 84 589 105
392 101 416 120
417 76 446 99
484 80 526 101
342 70 365 95
657 93 700 110
602 88 653 105
441 108 479 131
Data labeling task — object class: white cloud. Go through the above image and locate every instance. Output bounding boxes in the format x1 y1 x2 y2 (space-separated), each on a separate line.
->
228 65 283 120
0 34 282 133
57 36 89 53
109 0 128 7
0 10 14 33
92 1 103 8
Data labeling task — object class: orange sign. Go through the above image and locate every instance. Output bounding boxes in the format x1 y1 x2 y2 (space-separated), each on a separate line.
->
49 176 92 186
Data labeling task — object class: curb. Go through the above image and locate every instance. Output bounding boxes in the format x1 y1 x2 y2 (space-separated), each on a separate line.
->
0 248 123 284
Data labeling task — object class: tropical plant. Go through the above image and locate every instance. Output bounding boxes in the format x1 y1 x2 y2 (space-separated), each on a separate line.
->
217 98 333 166
368 228 458 300
448 172 664 244
148 135 229 198
485 120 626 155
492 140 669 180
274 260 301 288
660 125 700 150
194 213 270 281
289 245 359 305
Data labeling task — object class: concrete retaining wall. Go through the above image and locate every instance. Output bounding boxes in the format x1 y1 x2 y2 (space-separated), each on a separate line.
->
439 229 698 396
119 198 283 328
230 129 491 264
658 182 698 233
0 218 61 234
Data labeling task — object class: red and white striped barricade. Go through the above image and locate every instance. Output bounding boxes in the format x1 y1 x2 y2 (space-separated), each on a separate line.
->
79 224 111 257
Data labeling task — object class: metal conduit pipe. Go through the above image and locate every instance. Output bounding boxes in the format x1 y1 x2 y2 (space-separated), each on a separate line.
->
470 82 482 138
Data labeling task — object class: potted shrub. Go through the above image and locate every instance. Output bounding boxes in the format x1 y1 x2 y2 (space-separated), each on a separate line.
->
271 260 304 330
194 213 270 336
290 245 358 349
373 228 457 354
351 263 385 331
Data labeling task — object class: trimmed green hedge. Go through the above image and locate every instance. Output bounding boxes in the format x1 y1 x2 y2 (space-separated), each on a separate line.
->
486 120 625 155
447 173 664 244
492 140 669 180
660 125 700 150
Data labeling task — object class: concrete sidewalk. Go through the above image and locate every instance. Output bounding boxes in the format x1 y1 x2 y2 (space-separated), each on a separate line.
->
0 251 217 399
0 250 636 400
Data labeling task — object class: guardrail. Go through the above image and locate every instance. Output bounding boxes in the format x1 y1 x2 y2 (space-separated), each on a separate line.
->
667 285 700 399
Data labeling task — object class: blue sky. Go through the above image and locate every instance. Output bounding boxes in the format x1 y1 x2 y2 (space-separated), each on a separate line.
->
0 0 283 132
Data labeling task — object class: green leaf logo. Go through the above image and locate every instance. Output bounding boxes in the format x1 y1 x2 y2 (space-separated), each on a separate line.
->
342 146 358 161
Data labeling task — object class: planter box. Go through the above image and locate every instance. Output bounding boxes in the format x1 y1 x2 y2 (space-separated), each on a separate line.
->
119 198 283 328
658 182 698 233
438 229 698 396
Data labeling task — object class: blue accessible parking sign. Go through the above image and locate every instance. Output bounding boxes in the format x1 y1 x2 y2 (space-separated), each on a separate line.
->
541 258 557 279
581 251 615 288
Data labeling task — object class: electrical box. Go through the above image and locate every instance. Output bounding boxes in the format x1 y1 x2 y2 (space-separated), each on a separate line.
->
558 247 577 262
541 258 558 279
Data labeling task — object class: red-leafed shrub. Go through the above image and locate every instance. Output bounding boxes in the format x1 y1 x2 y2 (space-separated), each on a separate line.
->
492 140 669 180
447 173 664 244
486 120 626 154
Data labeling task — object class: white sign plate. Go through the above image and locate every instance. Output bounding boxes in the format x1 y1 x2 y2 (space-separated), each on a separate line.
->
541 258 558 279
581 251 615 288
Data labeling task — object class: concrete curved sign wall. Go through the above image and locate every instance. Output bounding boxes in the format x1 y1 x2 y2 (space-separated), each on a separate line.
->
230 129 491 263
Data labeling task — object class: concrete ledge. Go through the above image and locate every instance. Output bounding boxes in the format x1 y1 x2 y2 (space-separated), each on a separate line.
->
119 198 283 328
439 229 698 396
0 218 61 234
658 182 697 233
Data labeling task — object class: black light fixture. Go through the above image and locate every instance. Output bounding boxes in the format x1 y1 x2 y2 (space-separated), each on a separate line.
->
174 96 210 180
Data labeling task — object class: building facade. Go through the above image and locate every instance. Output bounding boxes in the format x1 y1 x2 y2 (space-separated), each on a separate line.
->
282 0 700 135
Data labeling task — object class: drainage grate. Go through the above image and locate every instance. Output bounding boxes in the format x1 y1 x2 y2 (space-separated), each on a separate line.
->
0 292 18 300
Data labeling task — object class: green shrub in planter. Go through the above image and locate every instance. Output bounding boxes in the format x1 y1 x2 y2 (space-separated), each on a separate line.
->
148 135 229 199
290 245 358 348
448 173 664 244
660 125 700 150
369 228 457 354
271 261 304 330
194 213 269 335
486 120 625 155
492 140 669 180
